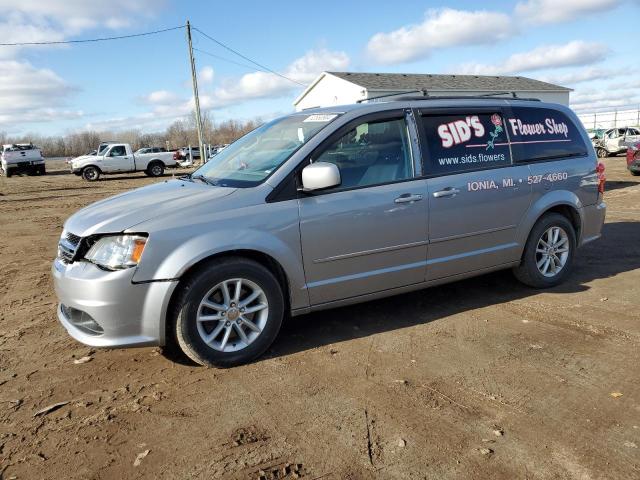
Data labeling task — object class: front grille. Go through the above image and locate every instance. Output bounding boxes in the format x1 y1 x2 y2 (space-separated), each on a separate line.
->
66 231 81 246
58 231 81 264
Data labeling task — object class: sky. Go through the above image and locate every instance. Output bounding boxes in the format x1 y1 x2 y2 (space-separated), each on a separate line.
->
1 0 639 136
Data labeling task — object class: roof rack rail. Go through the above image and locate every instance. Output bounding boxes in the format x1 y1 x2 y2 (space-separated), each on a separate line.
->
358 90 541 103
395 95 542 102
356 89 426 103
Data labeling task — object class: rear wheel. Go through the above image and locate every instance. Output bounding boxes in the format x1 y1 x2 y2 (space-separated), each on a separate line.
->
596 148 608 159
82 166 100 182
513 213 576 288
146 161 164 177
172 257 285 367
630 170 640 176
4 167 13 178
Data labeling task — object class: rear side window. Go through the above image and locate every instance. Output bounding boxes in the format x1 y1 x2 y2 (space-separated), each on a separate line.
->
506 107 587 162
421 112 512 174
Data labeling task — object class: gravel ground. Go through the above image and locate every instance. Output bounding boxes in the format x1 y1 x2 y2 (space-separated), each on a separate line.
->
0 157 639 479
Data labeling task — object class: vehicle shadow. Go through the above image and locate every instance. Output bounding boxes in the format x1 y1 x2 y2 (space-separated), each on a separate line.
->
98 171 191 182
265 221 640 361
607 180 639 192
162 221 640 367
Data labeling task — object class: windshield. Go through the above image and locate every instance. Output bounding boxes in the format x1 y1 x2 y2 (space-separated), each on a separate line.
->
190 113 340 187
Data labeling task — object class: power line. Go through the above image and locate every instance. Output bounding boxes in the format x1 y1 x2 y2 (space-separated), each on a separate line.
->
191 25 306 87
0 25 185 46
193 47 270 73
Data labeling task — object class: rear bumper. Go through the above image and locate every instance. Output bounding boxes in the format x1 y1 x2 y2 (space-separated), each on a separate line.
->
580 201 606 246
627 160 640 172
2 159 44 171
52 258 178 347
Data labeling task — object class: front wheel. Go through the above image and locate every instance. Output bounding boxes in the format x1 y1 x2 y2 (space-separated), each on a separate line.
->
172 257 285 367
596 148 608 159
82 166 100 181
513 213 576 288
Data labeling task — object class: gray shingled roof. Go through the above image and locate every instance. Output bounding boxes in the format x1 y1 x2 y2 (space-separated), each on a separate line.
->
327 72 571 92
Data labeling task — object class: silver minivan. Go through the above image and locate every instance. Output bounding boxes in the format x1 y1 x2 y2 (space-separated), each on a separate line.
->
52 98 606 367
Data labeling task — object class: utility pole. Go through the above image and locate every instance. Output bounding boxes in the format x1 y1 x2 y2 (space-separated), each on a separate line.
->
186 20 205 163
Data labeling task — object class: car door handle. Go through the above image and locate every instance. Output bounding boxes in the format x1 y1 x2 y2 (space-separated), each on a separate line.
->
433 188 460 198
394 193 423 204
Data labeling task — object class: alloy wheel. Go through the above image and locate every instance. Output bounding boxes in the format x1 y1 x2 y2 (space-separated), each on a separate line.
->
535 226 570 277
196 278 269 352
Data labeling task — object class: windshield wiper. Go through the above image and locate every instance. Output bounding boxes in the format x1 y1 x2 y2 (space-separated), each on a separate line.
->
191 174 217 186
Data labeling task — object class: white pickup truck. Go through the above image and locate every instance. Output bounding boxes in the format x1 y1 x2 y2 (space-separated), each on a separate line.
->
1 143 46 177
70 143 177 181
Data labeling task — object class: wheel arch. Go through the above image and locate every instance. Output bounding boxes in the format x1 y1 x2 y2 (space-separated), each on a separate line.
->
518 191 584 257
163 249 291 346
82 164 102 173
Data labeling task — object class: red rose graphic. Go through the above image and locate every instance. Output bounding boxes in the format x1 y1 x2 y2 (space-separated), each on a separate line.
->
491 114 502 127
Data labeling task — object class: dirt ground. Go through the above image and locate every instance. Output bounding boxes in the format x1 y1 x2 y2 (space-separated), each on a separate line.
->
0 157 638 480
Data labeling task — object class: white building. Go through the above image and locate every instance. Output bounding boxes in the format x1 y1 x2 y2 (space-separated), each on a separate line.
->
294 72 572 111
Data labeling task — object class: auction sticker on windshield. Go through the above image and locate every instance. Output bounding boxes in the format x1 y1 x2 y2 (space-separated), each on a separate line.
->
304 114 338 123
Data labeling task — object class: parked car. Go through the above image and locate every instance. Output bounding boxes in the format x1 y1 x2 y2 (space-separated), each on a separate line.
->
1 143 45 177
174 146 201 161
70 143 177 181
136 147 168 155
594 127 640 158
626 142 640 176
53 98 606 367
209 144 229 159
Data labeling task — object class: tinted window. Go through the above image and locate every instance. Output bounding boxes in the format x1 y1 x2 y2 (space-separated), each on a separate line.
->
315 117 413 189
421 112 511 174
109 146 126 157
506 108 587 162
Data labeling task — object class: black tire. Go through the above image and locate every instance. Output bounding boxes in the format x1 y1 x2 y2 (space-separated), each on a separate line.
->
596 148 608 159
513 213 576 288
38 166 46 175
630 170 640 176
146 161 164 177
5 167 12 178
172 257 284 367
82 166 100 181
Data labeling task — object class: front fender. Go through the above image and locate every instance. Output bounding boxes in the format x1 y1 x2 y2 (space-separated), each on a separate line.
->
131 200 309 310
515 189 584 249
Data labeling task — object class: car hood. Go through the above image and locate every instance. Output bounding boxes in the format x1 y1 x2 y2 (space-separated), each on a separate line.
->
64 179 236 237
72 154 95 163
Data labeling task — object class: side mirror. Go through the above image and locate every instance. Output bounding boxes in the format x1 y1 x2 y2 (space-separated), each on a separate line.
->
301 162 341 191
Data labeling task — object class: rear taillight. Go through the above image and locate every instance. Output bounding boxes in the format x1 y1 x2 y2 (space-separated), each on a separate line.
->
596 162 606 194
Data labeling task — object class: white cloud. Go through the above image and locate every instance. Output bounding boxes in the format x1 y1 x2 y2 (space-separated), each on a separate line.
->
199 66 215 84
570 88 640 108
538 66 631 85
0 0 164 36
366 8 514 64
457 41 608 75
143 90 181 105
0 0 167 131
515 0 621 25
0 60 81 128
88 48 350 132
210 48 349 105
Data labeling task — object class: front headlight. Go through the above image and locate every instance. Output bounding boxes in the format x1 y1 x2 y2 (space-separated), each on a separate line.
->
84 234 147 270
